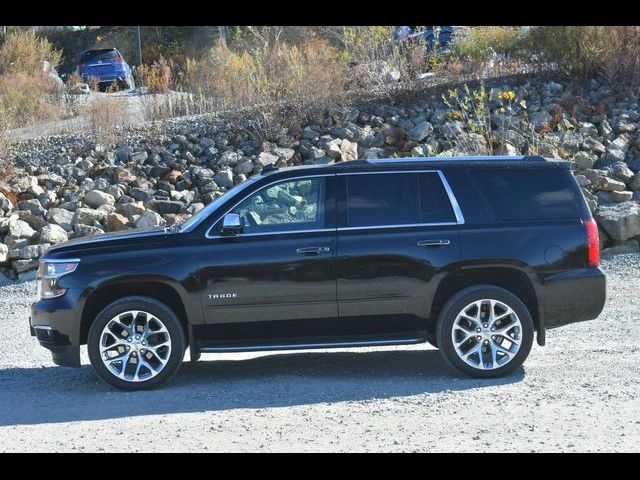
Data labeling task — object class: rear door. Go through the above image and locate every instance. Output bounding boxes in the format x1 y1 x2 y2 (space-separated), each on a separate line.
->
335 170 462 338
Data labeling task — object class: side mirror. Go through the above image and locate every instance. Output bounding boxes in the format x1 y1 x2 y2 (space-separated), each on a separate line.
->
220 213 243 236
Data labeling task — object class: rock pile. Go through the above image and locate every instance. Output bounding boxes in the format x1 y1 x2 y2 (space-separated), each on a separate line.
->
3 76 640 279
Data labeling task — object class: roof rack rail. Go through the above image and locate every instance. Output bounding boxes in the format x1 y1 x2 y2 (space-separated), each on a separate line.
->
261 163 279 173
367 155 548 164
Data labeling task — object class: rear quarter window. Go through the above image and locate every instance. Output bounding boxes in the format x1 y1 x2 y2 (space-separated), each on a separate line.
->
471 169 579 220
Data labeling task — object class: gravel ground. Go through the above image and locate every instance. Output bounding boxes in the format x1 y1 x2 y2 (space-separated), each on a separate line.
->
1 254 639 452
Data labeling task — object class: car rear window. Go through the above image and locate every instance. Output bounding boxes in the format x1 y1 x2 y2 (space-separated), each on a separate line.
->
471 169 578 220
82 49 119 62
345 172 456 228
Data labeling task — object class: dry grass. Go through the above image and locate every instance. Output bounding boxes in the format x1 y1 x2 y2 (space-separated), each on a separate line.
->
0 30 65 132
137 56 172 93
86 95 123 145
528 26 640 87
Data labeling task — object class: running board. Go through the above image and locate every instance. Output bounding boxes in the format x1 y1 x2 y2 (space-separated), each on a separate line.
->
196 336 424 355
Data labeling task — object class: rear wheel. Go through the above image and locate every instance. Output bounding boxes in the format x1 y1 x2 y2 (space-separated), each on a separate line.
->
87 296 185 391
436 285 534 378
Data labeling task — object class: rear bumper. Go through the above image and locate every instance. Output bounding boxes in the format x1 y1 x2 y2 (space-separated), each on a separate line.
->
30 288 84 367
80 73 128 83
539 267 606 330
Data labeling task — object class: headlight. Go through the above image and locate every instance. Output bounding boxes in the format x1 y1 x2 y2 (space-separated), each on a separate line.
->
37 260 80 300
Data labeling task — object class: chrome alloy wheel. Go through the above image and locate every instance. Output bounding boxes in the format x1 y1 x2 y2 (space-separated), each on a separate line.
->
451 299 522 370
99 310 172 383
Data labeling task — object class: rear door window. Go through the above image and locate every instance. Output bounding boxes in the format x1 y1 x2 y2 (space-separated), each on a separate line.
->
471 169 578 220
344 172 456 228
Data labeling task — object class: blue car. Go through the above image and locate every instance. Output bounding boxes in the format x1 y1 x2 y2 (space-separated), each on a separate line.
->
77 48 135 90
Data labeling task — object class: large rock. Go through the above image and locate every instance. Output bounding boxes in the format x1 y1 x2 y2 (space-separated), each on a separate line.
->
594 201 640 241
340 139 358 161
117 201 146 218
255 152 279 167
46 208 75 232
407 121 434 142
17 199 46 217
213 169 234 189
73 207 106 226
0 244 7 264
134 210 166 229
9 243 51 261
106 213 130 232
39 224 68 244
9 219 36 239
84 190 116 208
573 152 597 170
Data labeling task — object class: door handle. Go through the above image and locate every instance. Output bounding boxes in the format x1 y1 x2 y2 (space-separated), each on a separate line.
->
417 239 451 247
296 246 331 255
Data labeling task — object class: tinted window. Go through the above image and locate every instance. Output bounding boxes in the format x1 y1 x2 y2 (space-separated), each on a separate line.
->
345 172 455 227
419 173 457 223
472 169 578 220
230 178 325 234
82 49 119 62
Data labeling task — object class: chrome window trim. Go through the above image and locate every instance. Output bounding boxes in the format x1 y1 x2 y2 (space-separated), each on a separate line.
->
436 170 465 224
204 174 335 239
203 169 465 239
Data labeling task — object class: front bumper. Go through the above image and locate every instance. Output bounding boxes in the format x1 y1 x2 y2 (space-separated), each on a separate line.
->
30 288 84 367
539 267 607 330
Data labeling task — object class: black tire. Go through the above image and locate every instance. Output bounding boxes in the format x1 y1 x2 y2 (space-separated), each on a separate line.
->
436 285 534 378
87 296 185 391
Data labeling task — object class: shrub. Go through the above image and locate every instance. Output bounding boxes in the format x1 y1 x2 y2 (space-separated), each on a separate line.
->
0 30 62 76
0 30 65 130
441 82 540 155
136 55 172 93
449 26 528 73
527 26 640 86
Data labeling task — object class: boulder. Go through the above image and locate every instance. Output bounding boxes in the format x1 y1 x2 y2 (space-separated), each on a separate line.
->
84 190 116 208
594 201 640 241
407 121 434 142
340 139 358 161
73 207 106 226
106 213 130 232
9 219 36 239
39 224 69 244
134 210 166 229
46 208 75 232
9 243 51 261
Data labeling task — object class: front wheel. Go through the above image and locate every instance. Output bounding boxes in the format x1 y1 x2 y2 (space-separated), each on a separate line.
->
436 285 534 378
87 296 185 391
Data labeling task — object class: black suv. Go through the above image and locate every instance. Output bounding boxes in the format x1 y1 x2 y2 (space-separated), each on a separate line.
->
30 156 606 390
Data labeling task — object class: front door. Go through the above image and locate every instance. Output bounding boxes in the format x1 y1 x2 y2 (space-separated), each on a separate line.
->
197 175 338 343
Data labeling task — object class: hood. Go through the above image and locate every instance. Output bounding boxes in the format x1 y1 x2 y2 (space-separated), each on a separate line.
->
43 226 172 260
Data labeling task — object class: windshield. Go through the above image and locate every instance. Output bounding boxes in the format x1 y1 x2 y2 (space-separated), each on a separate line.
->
178 175 262 232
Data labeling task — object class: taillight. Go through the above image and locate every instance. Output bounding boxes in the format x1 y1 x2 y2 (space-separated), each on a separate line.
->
115 56 124 62
584 218 600 267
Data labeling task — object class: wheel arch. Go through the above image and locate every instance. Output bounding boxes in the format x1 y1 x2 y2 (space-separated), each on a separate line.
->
429 265 544 345
79 276 190 346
